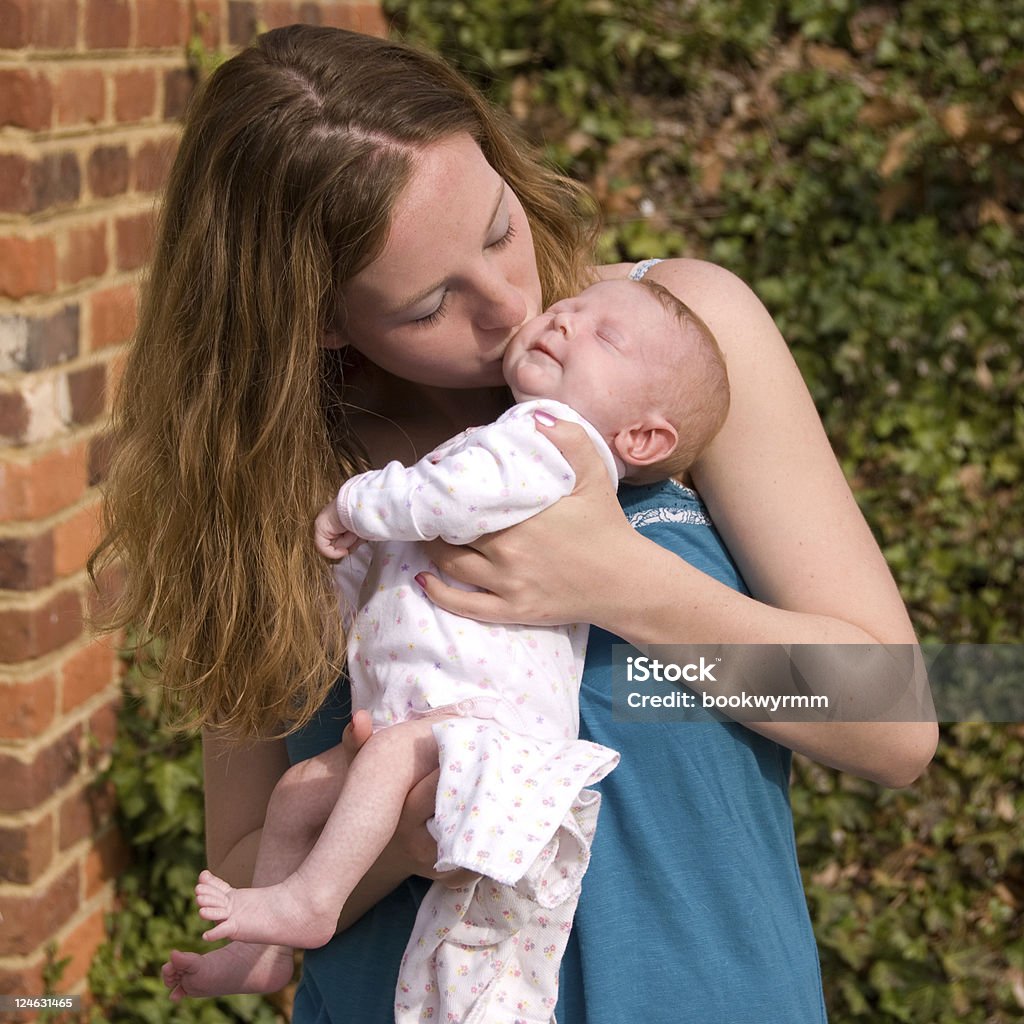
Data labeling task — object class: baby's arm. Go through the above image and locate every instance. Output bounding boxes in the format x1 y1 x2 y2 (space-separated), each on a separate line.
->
338 404 602 546
313 500 362 559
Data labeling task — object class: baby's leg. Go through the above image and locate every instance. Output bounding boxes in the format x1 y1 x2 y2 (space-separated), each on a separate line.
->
198 715 442 949
161 944 295 1002
164 712 374 998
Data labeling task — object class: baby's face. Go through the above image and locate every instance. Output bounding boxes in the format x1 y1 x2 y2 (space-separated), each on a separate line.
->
503 279 674 437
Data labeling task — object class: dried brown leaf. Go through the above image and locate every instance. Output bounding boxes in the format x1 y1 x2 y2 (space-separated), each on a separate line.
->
957 465 985 502
940 103 971 140
979 199 1011 226
849 5 893 53
877 181 915 223
879 127 916 178
699 153 724 198
857 97 914 128
806 43 855 74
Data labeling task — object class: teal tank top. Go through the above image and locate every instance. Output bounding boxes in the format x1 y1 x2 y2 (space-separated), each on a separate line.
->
287 481 827 1023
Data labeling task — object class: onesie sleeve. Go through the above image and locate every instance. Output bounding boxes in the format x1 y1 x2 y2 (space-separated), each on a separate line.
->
335 402 583 545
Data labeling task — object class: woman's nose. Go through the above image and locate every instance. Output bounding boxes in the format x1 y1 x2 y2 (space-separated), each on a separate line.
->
476 272 528 331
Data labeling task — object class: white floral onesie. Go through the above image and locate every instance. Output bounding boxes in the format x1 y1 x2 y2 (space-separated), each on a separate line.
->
333 399 621 1024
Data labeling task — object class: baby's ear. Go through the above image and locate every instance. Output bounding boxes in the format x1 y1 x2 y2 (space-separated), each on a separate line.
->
611 417 678 469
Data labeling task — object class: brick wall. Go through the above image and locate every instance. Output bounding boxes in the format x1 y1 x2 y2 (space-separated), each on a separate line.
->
0 0 386 1013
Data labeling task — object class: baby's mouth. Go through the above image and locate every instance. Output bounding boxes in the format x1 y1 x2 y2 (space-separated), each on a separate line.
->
531 339 561 365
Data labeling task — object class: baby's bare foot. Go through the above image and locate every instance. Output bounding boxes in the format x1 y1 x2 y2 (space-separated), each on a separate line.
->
195 868 339 949
161 943 294 1000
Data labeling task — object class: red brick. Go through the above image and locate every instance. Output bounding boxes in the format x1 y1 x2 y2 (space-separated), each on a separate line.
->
0 863 80 957
30 0 79 48
0 813 54 884
85 0 130 49
115 210 154 270
53 496 101 577
0 151 81 215
0 387 31 443
88 282 137 349
54 68 106 127
22 305 81 371
87 430 114 486
56 903 110 990
323 2 389 34
0 443 89 523
0 672 58 739
135 134 177 191
86 144 131 199
0 0 79 49
0 69 54 131
0 532 55 590
0 153 34 212
66 362 107 427
0 0 31 47
0 959 45 1017
0 724 83 814
84 826 129 899
61 636 116 712
137 0 188 47
228 0 258 45
35 150 82 210
58 777 116 850
0 587 83 663
114 68 157 123
0 235 58 300
192 0 222 48
263 1 298 30
87 694 121 765
61 221 108 286
163 66 194 120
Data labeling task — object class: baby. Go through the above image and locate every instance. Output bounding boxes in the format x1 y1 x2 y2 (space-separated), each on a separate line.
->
163 278 729 1021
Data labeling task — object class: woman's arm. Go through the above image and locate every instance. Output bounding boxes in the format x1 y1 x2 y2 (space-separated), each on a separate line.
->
417 259 937 786
202 730 292 888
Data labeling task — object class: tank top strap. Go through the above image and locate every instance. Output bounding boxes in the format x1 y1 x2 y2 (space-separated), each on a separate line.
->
628 258 664 281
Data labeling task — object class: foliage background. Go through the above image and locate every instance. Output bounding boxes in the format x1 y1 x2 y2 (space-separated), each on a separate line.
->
87 2 1023 1021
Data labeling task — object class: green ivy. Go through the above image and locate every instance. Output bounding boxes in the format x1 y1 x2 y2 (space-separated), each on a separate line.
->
387 0 1024 1019
86 647 285 1024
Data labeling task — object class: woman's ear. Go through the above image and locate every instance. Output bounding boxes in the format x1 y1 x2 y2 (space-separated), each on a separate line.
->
321 327 348 350
611 417 678 469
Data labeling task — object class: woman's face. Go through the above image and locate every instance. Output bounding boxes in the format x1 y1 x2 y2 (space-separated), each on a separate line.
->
341 134 543 389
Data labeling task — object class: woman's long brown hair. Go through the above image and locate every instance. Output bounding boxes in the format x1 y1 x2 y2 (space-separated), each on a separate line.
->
89 25 599 738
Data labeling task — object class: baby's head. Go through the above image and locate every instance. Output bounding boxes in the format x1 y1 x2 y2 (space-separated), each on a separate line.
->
503 278 729 482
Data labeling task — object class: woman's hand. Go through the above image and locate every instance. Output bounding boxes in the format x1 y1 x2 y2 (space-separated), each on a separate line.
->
416 415 641 629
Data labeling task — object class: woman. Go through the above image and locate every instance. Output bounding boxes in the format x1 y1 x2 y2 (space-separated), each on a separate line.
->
93 24 937 1022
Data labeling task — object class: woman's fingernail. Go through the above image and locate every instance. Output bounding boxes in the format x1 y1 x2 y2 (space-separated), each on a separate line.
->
414 573 427 588
534 410 558 427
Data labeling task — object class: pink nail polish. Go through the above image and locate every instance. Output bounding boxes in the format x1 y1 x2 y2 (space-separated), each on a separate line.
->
534 410 558 427
414 573 427 588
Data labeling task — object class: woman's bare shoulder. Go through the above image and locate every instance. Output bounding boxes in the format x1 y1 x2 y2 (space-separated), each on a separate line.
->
589 261 637 281
594 258 757 310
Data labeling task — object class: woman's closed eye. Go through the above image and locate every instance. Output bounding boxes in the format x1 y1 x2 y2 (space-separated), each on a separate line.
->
414 293 450 328
488 220 517 251
411 220 518 328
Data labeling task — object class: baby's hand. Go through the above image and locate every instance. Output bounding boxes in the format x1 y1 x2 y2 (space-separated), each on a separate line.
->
314 502 362 559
